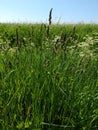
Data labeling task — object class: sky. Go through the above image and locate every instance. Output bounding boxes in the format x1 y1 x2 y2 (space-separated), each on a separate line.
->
0 0 98 23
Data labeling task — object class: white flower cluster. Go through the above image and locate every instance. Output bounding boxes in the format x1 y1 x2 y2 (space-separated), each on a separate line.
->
78 32 98 58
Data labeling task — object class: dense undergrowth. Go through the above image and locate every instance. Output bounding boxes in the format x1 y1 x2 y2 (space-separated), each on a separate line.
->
0 22 98 130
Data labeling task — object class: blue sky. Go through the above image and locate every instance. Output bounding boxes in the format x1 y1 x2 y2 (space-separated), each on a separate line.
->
0 0 98 23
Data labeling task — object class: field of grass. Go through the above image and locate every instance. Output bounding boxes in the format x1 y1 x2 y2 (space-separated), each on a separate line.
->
0 22 98 130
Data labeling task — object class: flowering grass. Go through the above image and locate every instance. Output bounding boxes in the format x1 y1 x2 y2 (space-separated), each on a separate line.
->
0 23 98 130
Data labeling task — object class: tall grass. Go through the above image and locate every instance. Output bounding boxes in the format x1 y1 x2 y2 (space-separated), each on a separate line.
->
0 20 98 130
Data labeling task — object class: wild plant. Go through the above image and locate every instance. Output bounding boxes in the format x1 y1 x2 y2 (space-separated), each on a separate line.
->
0 22 98 130
48 8 53 25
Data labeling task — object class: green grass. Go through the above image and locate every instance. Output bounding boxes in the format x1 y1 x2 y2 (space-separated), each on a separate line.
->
0 23 98 130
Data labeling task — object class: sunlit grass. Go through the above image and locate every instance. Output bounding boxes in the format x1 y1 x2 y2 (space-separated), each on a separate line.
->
0 23 98 130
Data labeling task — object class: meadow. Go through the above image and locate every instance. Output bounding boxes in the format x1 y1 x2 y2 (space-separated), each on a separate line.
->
0 21 98 130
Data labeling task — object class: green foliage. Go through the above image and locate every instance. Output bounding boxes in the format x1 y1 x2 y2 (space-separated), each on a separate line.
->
0 23 98 130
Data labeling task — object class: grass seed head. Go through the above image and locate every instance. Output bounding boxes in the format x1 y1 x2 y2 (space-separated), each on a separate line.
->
49 8 53 25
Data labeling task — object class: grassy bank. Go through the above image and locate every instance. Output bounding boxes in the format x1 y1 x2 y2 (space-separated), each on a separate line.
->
0 23 98 130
